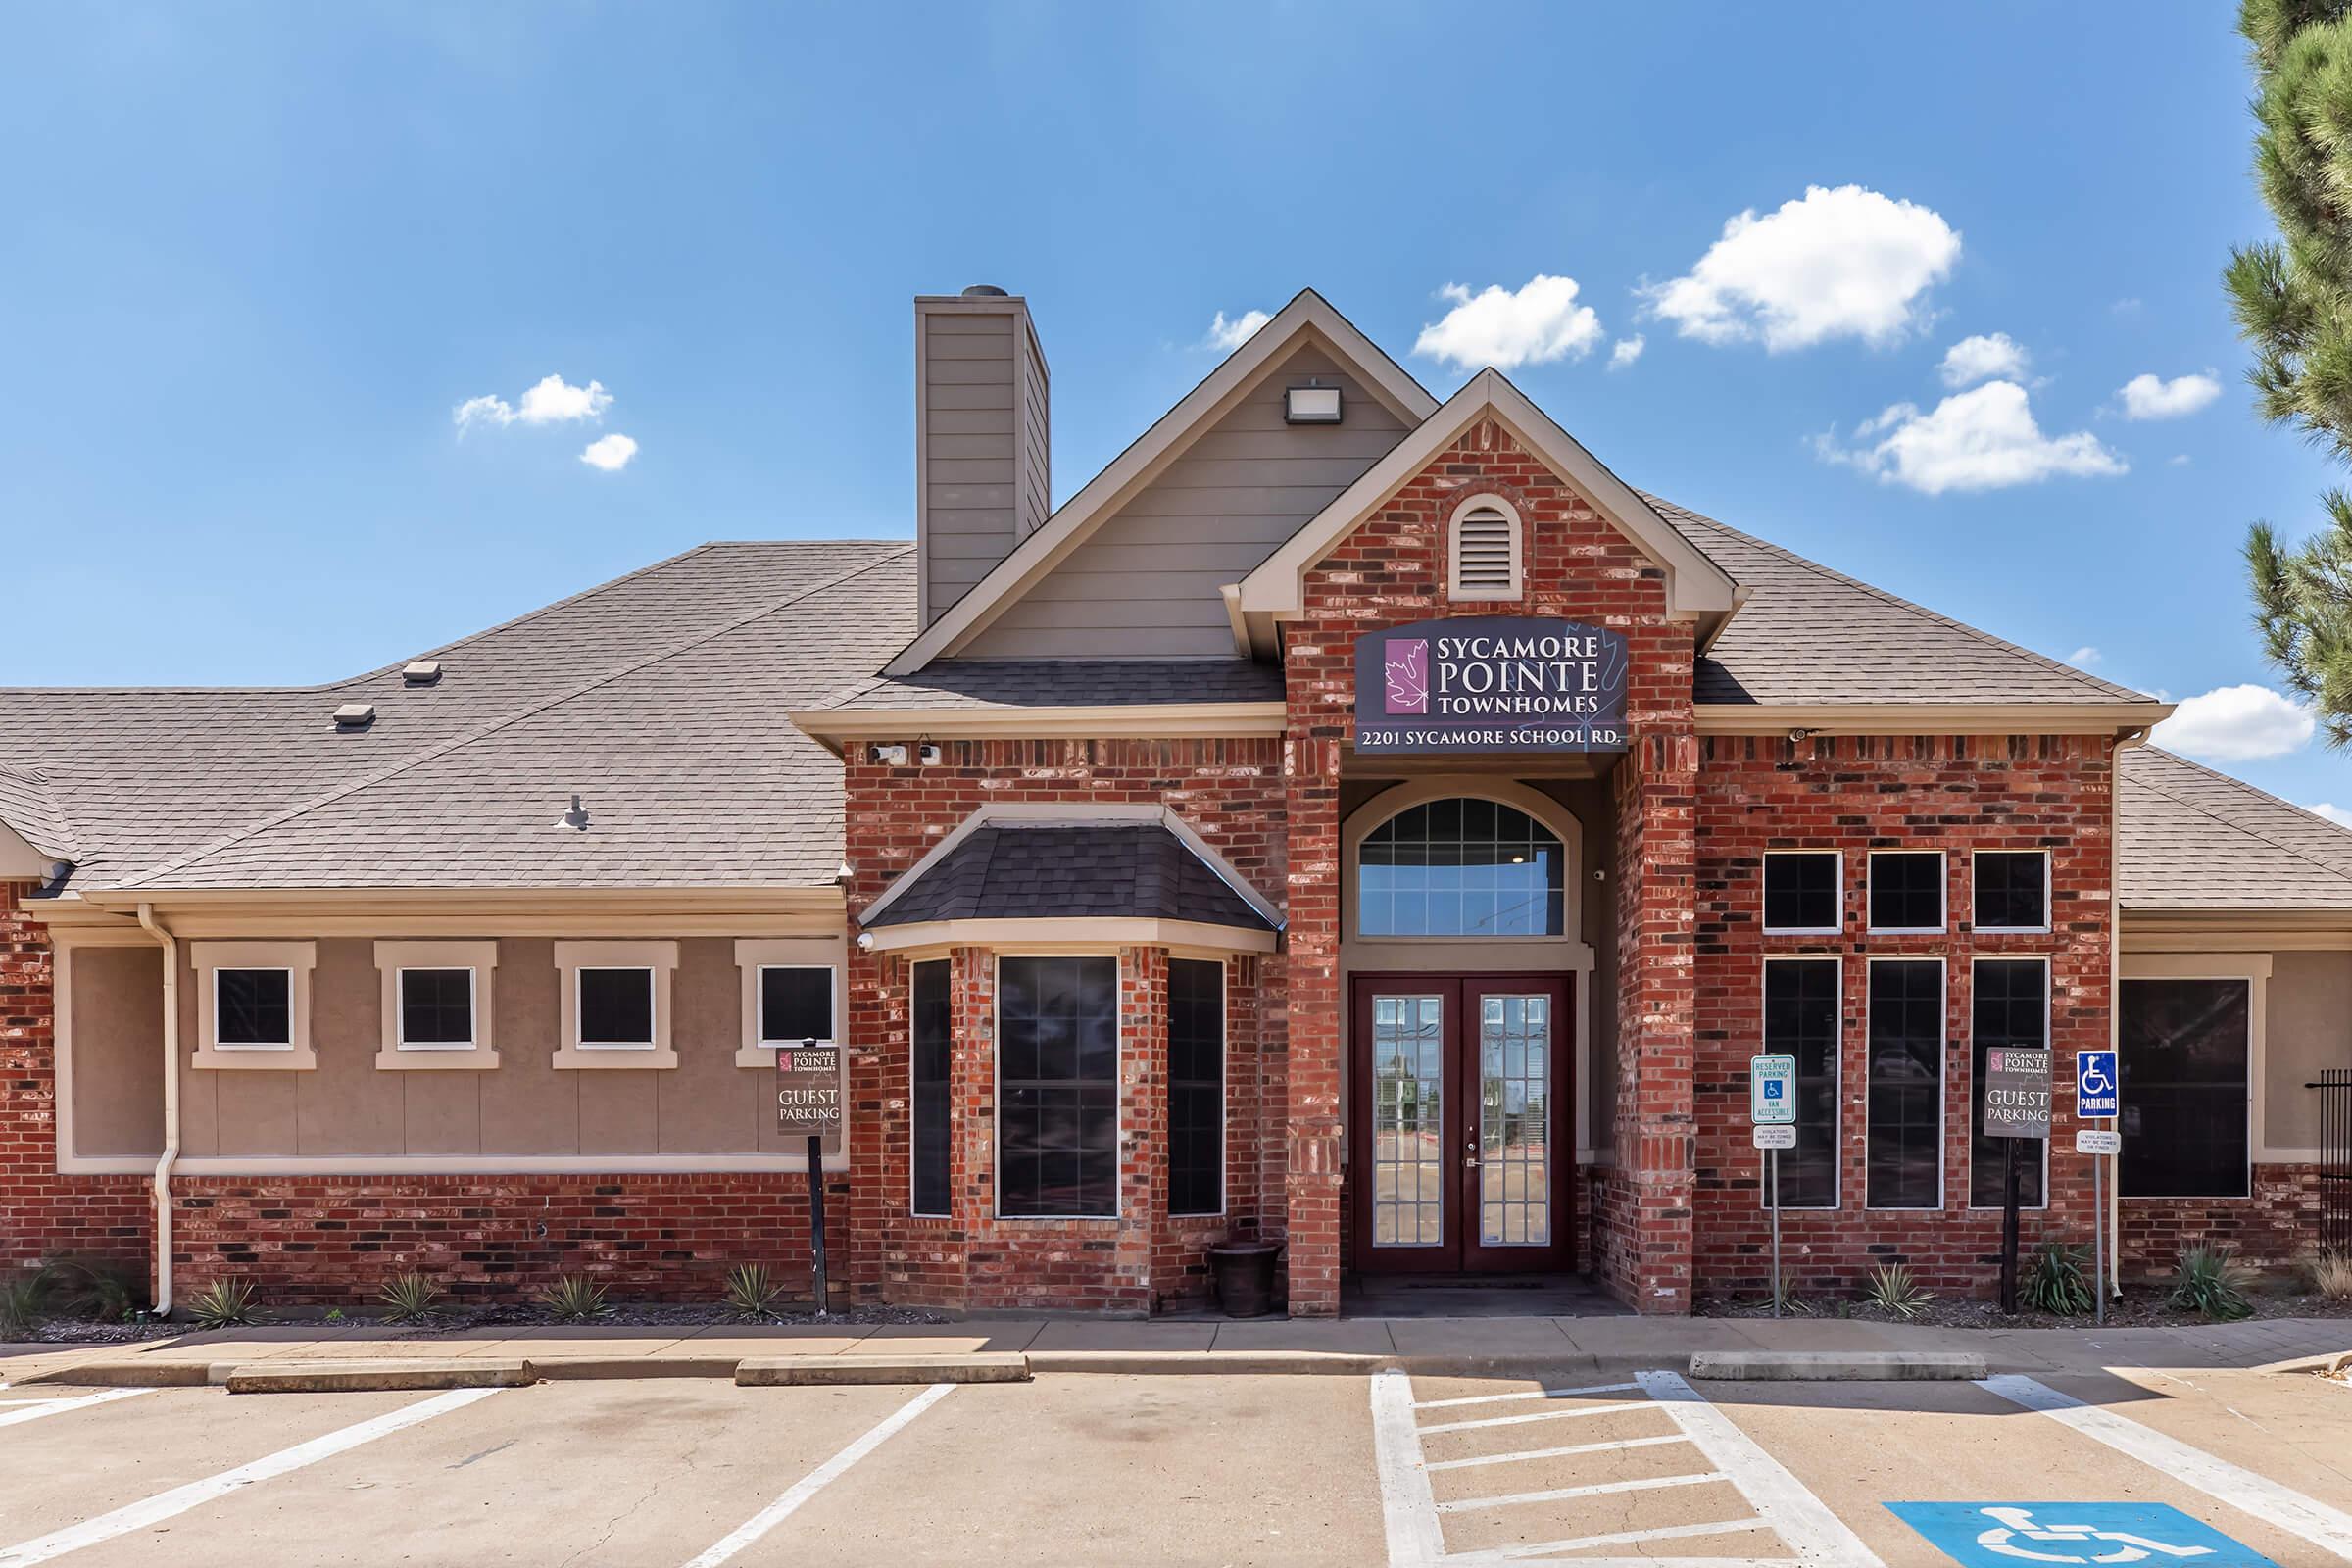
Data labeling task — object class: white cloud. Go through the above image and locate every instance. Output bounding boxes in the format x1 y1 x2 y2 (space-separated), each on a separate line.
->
579 433 638 471
2119 371 2222 420
2169 454 2191 466
2152 684 2315 760
2307 802 2352 830
454 373 614 431
1939 332 2029 388
1818 380 2127 495
2066 646 2101 667
1413 275 1604 370
1205 310 1271 352
1608 334 1645 370
1644 184 1960 351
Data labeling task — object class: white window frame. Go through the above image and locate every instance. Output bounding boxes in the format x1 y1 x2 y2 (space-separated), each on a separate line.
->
1862 955 1947 1212
576 968 657 1048
398 970 477 1050
1761 849 1843 936
553 941 678 1069
215 968 295 1050
755 966 837 1048
908 956 954 1220
1866 849 1947 935
1966 955 2052 1213
2117 956 2263 1201
1446 493 1525 602
731 937 847 1069
374 941 499 1070
1167 956 1228 1220
1759 956 1841 1212
190 941 317 1070
1971 848 2052 935
994 951 1123 1221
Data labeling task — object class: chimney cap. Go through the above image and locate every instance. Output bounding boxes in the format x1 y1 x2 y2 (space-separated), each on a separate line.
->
959 283 1009 298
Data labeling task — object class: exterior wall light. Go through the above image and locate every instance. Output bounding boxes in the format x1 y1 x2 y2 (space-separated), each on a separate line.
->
1285 383 1343 424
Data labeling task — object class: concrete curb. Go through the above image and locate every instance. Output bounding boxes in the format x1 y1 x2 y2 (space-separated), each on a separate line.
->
1687 1349 1987 1382
1025 1349 1393 1377
738 1352 1029 1386
528 1355 743 1382
22 1360 221 1389
223 1359 535 1394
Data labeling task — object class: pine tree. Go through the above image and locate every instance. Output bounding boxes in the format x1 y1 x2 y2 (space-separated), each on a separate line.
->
2230 0 2352 746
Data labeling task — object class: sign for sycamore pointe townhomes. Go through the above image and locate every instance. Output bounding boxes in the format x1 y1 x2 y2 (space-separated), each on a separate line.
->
1353 616 1631 755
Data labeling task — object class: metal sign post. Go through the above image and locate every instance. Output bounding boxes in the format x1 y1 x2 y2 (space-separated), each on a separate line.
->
777 1038 845 1318
1750 1054 1796 1318
2076 1050 2120 1327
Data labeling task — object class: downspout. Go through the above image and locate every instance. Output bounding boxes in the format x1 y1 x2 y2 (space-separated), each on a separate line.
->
135 902 179 1317
2108 728 2151 1298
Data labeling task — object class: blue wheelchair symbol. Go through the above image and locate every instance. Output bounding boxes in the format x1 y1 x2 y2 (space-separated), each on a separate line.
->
2077 1050 2119 1117
1888 1501 2278 1565
1764 1081 1784 1100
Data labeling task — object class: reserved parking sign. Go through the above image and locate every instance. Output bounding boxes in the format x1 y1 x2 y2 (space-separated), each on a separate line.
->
1750 1054 1795 1125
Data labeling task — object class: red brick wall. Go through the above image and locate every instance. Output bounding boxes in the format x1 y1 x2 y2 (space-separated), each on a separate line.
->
2120 1164 2325 1280
842 738 1289 1314
1281 416 1692 1313
1691 733 2117 1298
1 885 151 1282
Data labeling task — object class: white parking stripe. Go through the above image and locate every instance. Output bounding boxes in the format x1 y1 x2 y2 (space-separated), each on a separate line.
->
1434 1470 1726 1513
1424 1432 1688 1471
0 1388 152 1430
1412 1380 1641 1410
1371 1368 1448 1568
679 1382 955 1568
1983 1374 2352 1562
1455 1515 1787 1560
1415 1399 1653 1436
0 1386 502 1568
1638 1370 1883 1568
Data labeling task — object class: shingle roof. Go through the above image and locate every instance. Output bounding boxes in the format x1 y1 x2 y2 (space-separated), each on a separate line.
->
828 660 1284 710
1647 498 2155 708
0 763 75 859
0 541 915 891
2119 746 2352 912
862 822 1275 931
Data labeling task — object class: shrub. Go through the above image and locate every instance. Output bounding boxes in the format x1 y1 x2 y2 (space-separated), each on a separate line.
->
0 1269 50 1340
2168 1246 2255 1322
1863 1263 1934 1321
532 1274 610 1323
724 1263 786 1320
2022 1241 2096 1316
185 1277 265 1329
45 1259 139 1323
377 1272 446 1325
2309 1249 2352 1302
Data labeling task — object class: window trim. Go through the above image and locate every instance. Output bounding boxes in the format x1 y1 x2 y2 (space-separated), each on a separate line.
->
1862 954 1947 1212
1167 956 1227 1220
190 942 317 1070
731 937 847 1069
1971 849 2052 935
373 941 500 1070
908 956 953 1219
1866 849 1947 935
993 951 1123 1221
553 941 679 1069
1966 955 2052 1213
2118 953 2269 1199
1446 493 1525 602
1759 955 1842 1211
1761 849 1844 936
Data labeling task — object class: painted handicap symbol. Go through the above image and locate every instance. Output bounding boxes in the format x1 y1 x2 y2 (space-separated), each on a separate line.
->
2080 1060 2115 1098
1888 1502 2280 1568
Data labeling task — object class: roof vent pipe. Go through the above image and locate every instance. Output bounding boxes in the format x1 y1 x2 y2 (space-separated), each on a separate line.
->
555 793 590 831
959 283 1008 297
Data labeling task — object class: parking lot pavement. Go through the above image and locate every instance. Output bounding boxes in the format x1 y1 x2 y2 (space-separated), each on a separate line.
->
7 1360 2352 1567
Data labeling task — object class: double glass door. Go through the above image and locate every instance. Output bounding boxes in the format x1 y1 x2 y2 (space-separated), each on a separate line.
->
1349 974 1572 1273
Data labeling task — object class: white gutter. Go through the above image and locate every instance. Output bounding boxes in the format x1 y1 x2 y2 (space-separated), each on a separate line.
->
134 901 179 1317
2108 728 2151 1298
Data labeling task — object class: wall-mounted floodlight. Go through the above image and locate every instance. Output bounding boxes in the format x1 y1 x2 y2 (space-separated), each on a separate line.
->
1284 383 1343 424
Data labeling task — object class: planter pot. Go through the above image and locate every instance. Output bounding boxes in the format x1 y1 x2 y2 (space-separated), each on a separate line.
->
1207 1242 1282 1318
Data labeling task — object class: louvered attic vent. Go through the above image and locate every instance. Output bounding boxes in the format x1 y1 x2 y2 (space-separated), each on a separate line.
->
1450 501 1521 599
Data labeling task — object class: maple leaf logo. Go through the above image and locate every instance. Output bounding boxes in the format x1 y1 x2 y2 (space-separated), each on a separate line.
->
1384 639 1430 714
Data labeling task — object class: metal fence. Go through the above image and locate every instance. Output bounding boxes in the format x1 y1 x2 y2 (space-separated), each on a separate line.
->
2314 1069 2352 1255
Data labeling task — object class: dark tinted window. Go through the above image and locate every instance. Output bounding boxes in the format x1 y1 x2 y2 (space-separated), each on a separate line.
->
216 968 291 1046
760 966 834 1044
1764 958 1839 1208
2121 979 2250 1199
1970 959 2048 1207
1168 958 1224 1217
910 960 951 1216
578 967 655 1046
1869 852 1944 930
1763 853 1839 931
998 956 1119 1217
1866 960 1943 1208
399 968 472 1046
1358 799 1565 937
1975 851 2048 931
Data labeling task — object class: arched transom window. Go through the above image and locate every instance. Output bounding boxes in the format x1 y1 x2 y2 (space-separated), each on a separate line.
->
1357 798 1566 937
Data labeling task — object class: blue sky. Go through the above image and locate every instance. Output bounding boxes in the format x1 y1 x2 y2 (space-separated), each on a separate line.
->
4 2 2345 814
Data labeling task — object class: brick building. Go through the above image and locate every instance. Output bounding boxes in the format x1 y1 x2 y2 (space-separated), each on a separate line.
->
4 288 2348 1318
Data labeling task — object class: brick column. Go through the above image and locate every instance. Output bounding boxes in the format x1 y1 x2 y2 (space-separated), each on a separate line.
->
1120 946 1170 1299
1283 733 1345 1316
1613 728 1699 1312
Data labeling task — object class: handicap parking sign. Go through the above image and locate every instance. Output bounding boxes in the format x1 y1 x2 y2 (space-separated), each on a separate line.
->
1888 1501 2278 1565
2076 1050 2120 1118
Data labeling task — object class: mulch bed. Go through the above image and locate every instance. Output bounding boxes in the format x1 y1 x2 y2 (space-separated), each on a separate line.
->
1699 1289 2352 1329
19 1300 952 1344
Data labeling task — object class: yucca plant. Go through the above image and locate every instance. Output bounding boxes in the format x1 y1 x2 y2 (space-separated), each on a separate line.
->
0 1269 50 1340
2308 1249 2352 1302
376 1271 446 1325
185 1277 265 1329
724 1262 786 1320
1863 1263 1935 1321
2168 1245 2255 1322
532 1273 610 1323
2022 1241 2095 1316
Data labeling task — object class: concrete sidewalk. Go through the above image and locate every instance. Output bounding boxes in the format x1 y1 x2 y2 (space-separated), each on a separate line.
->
5 1312 2344 1389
